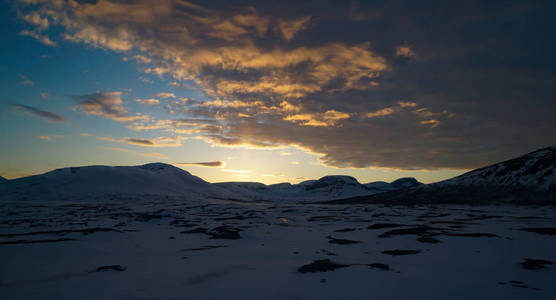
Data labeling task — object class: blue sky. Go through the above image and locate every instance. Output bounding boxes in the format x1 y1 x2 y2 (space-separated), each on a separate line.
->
1 0 554 184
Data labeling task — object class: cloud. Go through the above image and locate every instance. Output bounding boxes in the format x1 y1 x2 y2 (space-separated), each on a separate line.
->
19 74 34 86
419 119 441 128
397 101 418 108
12 104 67 122
19 30 56 47
18 1 556 170
154 93 175 99
277 16 311 40
99 136 185 147
76 91 148 122
135 98 160 106
176 161 225 168
37 135 51 141
365 107 394 118
395 45 415 57
284 110 351 127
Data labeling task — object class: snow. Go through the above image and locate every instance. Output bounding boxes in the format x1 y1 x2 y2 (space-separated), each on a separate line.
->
1 198 555 299
1 148 556 298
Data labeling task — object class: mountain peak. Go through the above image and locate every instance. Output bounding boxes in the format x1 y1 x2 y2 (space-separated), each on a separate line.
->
390 177 423 189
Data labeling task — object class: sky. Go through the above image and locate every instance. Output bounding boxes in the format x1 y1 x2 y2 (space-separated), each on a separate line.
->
1 0 555 184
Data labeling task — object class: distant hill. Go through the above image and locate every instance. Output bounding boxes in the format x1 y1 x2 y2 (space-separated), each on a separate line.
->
215 175 423 202
0 163 221 201
327 147 556 205
0 162 423 202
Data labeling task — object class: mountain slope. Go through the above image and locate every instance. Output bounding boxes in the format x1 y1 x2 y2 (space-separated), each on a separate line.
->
328 147 556 205
0 163 222 201
215 175 423 202
437 146 555 190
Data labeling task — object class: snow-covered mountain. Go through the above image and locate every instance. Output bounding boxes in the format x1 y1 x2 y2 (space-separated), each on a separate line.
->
0 163 223 201
215 175 422 202
436 146 555 191
329 146 556 205
0 162 423 202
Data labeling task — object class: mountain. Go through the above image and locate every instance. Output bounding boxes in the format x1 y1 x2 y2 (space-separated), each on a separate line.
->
215 175 423 202
0 176 7 183
0 163 223 201
328 146 556 205
0 162 423 202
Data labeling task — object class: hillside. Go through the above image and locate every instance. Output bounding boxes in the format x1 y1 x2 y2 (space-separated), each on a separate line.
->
328 147 556 205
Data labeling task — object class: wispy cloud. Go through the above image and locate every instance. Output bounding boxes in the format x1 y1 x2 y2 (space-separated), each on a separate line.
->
12 104 67 122
76 91 148 122
98 135 185 147
135 98 160 106
175 161 225 168
154 93 175 99
19 74 34 86
365 107 394 118
395 45 416 57
19 30 57 47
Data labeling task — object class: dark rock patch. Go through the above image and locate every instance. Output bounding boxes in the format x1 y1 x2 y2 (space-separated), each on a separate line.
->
0 227 120 238
368 263 390 271
417 236 440 243
308 216 340 222
214 215 250 221
367 223 407 230
180 228 208 234
509 280 528 288
443 232 498 238
95 265 126 272
182 245 228 251
520 258 553 270
334 228 356 232
298 259 349 274
208 226 241 240
382 250 421 256
135 213 165 222
0 238 76 245
326 235 361 245
518 227 556 235
379 226 441 238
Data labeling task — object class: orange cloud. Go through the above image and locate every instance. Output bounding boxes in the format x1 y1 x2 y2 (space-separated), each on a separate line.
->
365 107 394 118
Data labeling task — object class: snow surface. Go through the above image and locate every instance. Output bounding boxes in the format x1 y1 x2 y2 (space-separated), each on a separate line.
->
1 198 555 299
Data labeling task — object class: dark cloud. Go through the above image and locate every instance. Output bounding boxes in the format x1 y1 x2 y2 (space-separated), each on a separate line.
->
124 138 154 146
176 161 224 168
75 92 147 122
12 104 67 122
18 0 556 169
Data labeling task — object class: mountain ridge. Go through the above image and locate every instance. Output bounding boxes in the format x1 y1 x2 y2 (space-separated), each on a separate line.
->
327 146 556 205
